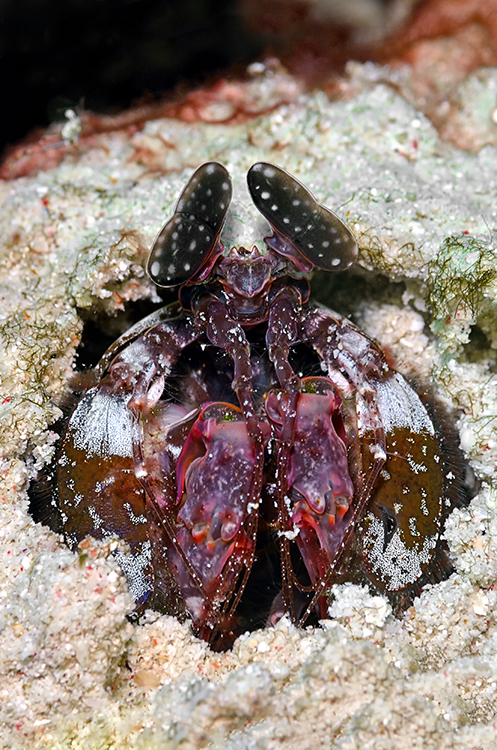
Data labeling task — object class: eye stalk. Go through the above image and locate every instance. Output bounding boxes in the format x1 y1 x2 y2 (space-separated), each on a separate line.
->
148 161 358 293
148 162 232 288
247 162 358 272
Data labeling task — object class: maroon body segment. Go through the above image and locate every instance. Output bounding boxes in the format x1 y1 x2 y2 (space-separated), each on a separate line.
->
47 162 460 648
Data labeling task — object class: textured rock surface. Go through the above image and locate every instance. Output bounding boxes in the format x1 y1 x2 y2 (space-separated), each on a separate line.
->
1 60 497 748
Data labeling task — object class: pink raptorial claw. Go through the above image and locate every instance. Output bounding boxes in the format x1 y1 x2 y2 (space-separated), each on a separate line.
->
171 403 270 629
266 377 355 585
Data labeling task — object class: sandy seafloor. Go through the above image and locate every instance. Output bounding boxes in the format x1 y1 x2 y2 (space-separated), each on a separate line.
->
1 59 497 748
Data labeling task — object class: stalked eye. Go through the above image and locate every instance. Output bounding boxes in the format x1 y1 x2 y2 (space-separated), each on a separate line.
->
247 162 358 271
147 162 232 288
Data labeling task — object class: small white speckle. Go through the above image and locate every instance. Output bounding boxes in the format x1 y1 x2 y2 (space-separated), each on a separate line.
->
279 524 300 540
261 191 271 200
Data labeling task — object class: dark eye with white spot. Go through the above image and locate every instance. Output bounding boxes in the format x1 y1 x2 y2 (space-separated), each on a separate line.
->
147 162 232 288
247 162 358 271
